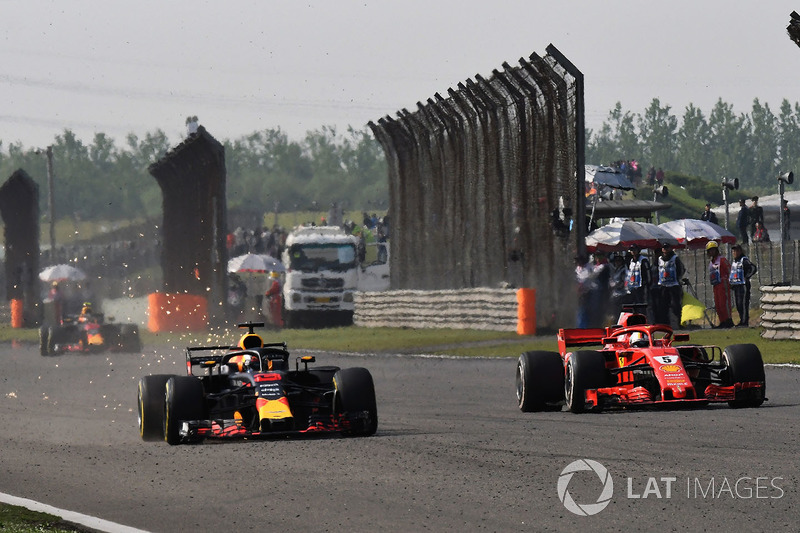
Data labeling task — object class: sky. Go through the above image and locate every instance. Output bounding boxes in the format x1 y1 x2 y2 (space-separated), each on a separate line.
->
2 1 800 149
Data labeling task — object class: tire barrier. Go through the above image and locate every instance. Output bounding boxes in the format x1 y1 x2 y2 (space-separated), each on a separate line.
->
354 288 519 332
147 292 207 333
760 285 800 340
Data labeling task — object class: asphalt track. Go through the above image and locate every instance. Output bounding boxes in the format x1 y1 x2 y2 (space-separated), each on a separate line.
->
0 342 798 532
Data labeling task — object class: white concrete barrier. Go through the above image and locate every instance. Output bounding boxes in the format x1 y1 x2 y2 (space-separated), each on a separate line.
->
759 285 800 340
354 288 518 331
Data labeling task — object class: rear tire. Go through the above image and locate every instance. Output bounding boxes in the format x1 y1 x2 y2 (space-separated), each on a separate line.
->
47 326 58 355
334 367 378 436
39 326 50 356
164 376 206 445
138 375 172 441
565 351 609 413
722 344 765 408
120 325 142 352
516 351 564 412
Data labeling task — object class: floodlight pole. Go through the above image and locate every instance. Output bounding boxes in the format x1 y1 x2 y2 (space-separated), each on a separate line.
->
780 177 786 284
45 146 56 254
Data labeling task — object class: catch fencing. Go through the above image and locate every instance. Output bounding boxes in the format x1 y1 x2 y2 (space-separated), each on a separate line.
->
368 45 584 331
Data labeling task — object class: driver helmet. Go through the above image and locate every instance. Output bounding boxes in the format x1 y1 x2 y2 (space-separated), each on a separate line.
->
80 302 93 315
630 331 647 347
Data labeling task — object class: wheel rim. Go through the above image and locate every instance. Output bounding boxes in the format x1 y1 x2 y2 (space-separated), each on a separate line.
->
515 361 524 404
565 360 574 407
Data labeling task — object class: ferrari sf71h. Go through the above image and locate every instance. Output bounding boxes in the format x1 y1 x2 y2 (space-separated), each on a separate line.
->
516 308 766 413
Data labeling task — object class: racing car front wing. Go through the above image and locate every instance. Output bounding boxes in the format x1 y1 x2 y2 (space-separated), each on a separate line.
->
583 381 764 409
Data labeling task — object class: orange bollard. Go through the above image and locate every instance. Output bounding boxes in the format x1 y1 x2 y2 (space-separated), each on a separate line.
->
10 299 23 328
516 288 536 336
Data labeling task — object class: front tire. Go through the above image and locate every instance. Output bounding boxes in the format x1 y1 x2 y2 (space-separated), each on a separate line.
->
39 326 50 356
516 351 564 412
334 367 378 436
722 344 766 408
138 375 172 441
565 351 609 413
164 376 206 445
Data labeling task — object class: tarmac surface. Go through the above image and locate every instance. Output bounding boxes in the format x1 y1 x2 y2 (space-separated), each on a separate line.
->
0 343 798 532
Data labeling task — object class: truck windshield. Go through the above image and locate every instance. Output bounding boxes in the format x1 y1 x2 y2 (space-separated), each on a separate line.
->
288 243 357 272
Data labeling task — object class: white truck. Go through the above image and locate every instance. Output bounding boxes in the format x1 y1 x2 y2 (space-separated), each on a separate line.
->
281 225 360 328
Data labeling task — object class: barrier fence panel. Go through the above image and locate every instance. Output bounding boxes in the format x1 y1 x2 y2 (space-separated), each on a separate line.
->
369 46 583 331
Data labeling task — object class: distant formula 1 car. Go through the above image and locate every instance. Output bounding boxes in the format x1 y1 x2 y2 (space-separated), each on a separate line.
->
516 306 766 413
137 322 378 444
39 310 141 356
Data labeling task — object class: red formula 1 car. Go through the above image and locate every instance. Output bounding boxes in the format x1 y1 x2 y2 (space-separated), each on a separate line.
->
137 322 377 445
516 308 766 413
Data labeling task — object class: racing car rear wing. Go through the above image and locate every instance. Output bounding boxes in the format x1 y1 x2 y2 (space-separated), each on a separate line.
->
185 343 288 371
558 328 608 354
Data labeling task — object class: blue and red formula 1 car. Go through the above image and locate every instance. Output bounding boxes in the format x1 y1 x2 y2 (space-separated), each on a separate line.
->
137 322 377 444
516 307 766 413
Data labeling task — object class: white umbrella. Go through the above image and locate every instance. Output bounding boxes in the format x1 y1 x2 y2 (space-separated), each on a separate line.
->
586 220 680 252
39 264 87 282
659 219 737 249
228 253 284 274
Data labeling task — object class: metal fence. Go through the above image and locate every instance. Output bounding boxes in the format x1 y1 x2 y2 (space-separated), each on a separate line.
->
368 45 584 331
662 241 800 322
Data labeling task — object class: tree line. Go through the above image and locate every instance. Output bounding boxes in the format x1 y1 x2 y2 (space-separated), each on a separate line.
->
2 95 798 224
587 97 800 192
0 126 388 223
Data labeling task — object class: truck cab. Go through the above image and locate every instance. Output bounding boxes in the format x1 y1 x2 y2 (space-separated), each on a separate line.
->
281 225 359 327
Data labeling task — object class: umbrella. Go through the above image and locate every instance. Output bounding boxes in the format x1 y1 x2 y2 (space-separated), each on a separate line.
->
586 220 680 252
228 253 284 274
658 219 736 249
585 165 634 190
39 264 87 282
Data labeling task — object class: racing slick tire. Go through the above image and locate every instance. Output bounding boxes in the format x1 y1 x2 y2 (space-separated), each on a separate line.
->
138 374 172 441
46 326 58 355
722 344 766 408
565 350 609 414
39 326 50 356
333 367 378 436
516 351 564 412
164 376 206 445
119 324 142 353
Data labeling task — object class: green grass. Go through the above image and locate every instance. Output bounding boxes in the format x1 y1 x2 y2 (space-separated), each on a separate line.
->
4 324 798 363
0 504 90 532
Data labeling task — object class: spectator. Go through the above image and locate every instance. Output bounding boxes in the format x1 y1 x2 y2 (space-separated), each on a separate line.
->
749 196 764 240
753 221 770 242
782 199 791 241
47 281 63 324
706 241 733 328
646 166 656 186
736 198 750 244
700 203 718 225
608 253 629 319
655 242 685 328
575 254 596 328
625 244 652 310
591 251 611 326
655 167 665 186
729 244 757 327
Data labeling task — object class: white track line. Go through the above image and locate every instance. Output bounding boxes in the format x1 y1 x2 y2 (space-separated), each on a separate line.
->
0 491 149 533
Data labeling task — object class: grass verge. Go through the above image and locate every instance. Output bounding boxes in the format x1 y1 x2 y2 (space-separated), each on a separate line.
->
0 504 91 532
2 324 798 364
